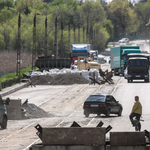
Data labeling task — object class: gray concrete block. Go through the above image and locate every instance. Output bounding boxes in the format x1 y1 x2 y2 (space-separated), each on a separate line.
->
6 99 22 120
110 132 146 146
106 146 149 150
42 127 105 146
32 144 105 150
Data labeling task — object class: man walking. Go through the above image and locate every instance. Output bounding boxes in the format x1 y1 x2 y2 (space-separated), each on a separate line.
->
129 96 142 126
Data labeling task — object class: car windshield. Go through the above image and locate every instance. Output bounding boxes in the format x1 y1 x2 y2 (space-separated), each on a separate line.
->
86 95 105 102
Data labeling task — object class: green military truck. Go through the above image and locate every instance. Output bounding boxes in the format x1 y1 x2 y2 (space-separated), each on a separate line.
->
35 56 72 71
110 46 141 75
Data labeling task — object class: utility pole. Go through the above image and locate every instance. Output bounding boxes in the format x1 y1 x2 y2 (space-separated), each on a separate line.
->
32 14 36 70
16 13 21 77
45 16 47 56
55 8 58 59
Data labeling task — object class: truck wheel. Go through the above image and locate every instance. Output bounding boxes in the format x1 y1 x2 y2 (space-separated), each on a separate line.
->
1 116 7 129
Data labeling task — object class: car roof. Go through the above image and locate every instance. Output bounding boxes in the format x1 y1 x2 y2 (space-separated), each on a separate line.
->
89 94 109 97
129 57 148 60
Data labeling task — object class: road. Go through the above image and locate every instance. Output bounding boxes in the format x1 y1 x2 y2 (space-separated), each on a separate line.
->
0 63 150 150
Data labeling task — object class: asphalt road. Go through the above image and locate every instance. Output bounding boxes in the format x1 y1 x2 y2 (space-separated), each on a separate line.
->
0 63 150 149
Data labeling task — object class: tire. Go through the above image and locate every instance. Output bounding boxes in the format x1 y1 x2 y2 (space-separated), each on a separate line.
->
145 79 149 83
127 79 130 83
135 121 141 131
84 111 89 117
97 113 101 117
106 109 110 117
118 108 122 116
1 116 7 129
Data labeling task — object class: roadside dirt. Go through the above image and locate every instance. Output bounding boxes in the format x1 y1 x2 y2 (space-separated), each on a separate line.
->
22 103 52 119
31 73 90 85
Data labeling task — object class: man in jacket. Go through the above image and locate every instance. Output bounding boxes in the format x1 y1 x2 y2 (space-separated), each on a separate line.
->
129 96 142 126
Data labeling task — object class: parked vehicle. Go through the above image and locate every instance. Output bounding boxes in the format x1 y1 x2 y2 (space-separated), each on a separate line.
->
71 44 90 66
126 57 149 83
83 94 123 117
110 46 141 75
118 38 129 43
0 95 10 129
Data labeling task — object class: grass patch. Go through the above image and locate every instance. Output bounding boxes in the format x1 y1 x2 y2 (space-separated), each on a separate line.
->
0 67 39 83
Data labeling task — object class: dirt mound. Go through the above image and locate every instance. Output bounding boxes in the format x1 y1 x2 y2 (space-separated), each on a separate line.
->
50 73 89 85
22 103 51 119
31 75 53 85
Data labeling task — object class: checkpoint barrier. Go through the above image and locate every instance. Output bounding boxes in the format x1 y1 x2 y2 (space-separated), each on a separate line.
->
31 122 150 150
6 99 22 120
106 131 148 150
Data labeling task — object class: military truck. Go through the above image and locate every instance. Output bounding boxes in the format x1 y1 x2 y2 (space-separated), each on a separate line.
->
0 95 10 129
110 46 141 75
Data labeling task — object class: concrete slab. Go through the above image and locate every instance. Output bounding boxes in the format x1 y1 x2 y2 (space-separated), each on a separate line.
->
106 146 149 150
42 127 106 146
6 99 22 120
32 144 105 150
110 132 146 146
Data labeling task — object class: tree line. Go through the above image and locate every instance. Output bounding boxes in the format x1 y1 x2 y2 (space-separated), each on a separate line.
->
0 0 150 57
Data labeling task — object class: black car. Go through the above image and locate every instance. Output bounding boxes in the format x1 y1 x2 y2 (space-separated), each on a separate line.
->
83 94 123 117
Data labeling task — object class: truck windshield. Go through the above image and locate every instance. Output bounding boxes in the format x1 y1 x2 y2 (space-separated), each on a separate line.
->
86 95 105 102
128 59 148 66
72 52 88 57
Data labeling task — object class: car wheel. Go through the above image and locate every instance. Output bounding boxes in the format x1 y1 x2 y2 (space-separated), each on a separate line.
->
97 113 101 117
106 109 110 117
84 111 89 117
1 116 7 129
118 108 122 116
127 79 130 83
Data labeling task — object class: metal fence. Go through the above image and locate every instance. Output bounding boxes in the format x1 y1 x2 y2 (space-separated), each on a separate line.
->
0 78 21 89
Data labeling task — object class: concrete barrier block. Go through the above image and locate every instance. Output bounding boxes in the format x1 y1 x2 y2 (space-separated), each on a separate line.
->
110 132 146 146
6 99 22 120
32 144 105 150
42 127 105 146
106 146 149 150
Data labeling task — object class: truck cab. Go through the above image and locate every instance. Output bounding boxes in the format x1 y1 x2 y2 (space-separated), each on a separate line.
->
126 57 149 83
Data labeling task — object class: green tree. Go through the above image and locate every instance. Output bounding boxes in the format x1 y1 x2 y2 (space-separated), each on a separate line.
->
134 2 150 37
107 0 136 37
